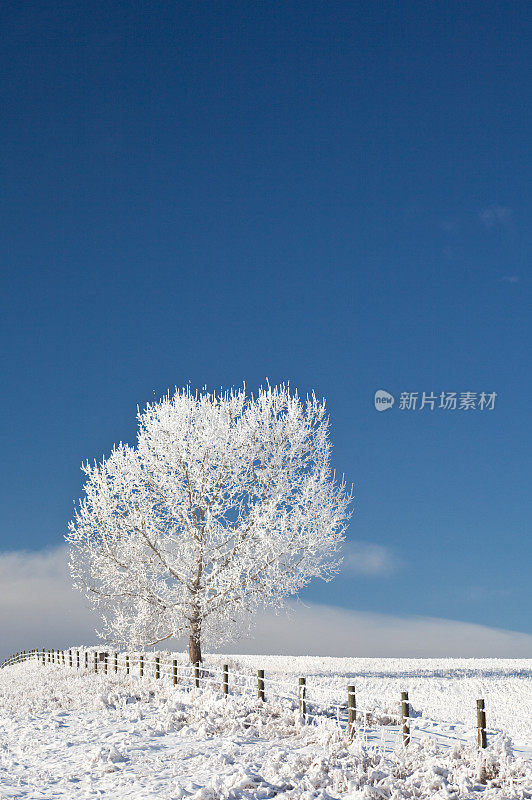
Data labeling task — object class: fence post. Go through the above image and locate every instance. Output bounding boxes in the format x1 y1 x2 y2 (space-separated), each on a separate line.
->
94 652 98 673
173 659 178 686
114 653 118 673
155 656 160 679
104 653 108 674
258 669 265 702
195 662 200 688
299 677 307 719
126 655 129 675
477 699 487 749
85 651 88 670
401 691 410 747
77 651 80 669
140 654 144 678
348 685 356 739
223 664 229 697
69 650 72 668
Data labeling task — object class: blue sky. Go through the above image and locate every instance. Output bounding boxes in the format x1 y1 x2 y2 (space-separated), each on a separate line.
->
1 1 530 649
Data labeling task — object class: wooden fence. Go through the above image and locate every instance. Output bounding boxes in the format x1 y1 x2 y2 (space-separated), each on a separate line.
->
1 648 489 751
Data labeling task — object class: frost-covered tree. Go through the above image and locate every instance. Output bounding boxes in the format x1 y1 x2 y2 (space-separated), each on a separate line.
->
66 384 352 662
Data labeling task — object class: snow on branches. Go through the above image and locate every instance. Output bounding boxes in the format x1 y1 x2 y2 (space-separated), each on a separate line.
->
66 384 353 661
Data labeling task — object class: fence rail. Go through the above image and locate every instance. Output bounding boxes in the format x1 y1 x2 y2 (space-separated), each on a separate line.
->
1 648 491 754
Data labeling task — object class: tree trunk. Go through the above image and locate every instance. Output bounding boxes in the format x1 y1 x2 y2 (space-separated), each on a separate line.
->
189 515 205 664
189 631 202 664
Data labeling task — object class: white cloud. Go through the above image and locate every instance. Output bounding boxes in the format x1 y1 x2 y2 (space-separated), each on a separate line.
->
226 602 532 658
340 541 397 576
501 275 520 283
0 545 100 660
0 546 530 660
479 205 513 228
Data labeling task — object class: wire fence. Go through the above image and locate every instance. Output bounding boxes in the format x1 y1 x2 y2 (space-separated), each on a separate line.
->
1 648 495 756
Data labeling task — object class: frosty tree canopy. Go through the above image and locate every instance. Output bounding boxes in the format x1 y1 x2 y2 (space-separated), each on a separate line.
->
66 384 353 662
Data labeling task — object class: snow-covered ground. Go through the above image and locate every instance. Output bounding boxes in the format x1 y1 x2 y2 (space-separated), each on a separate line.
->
0 655 530 799
211 654 532 759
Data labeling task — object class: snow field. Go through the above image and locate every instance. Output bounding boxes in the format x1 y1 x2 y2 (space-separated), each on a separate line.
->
0 658 530 799
204 654 532 754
